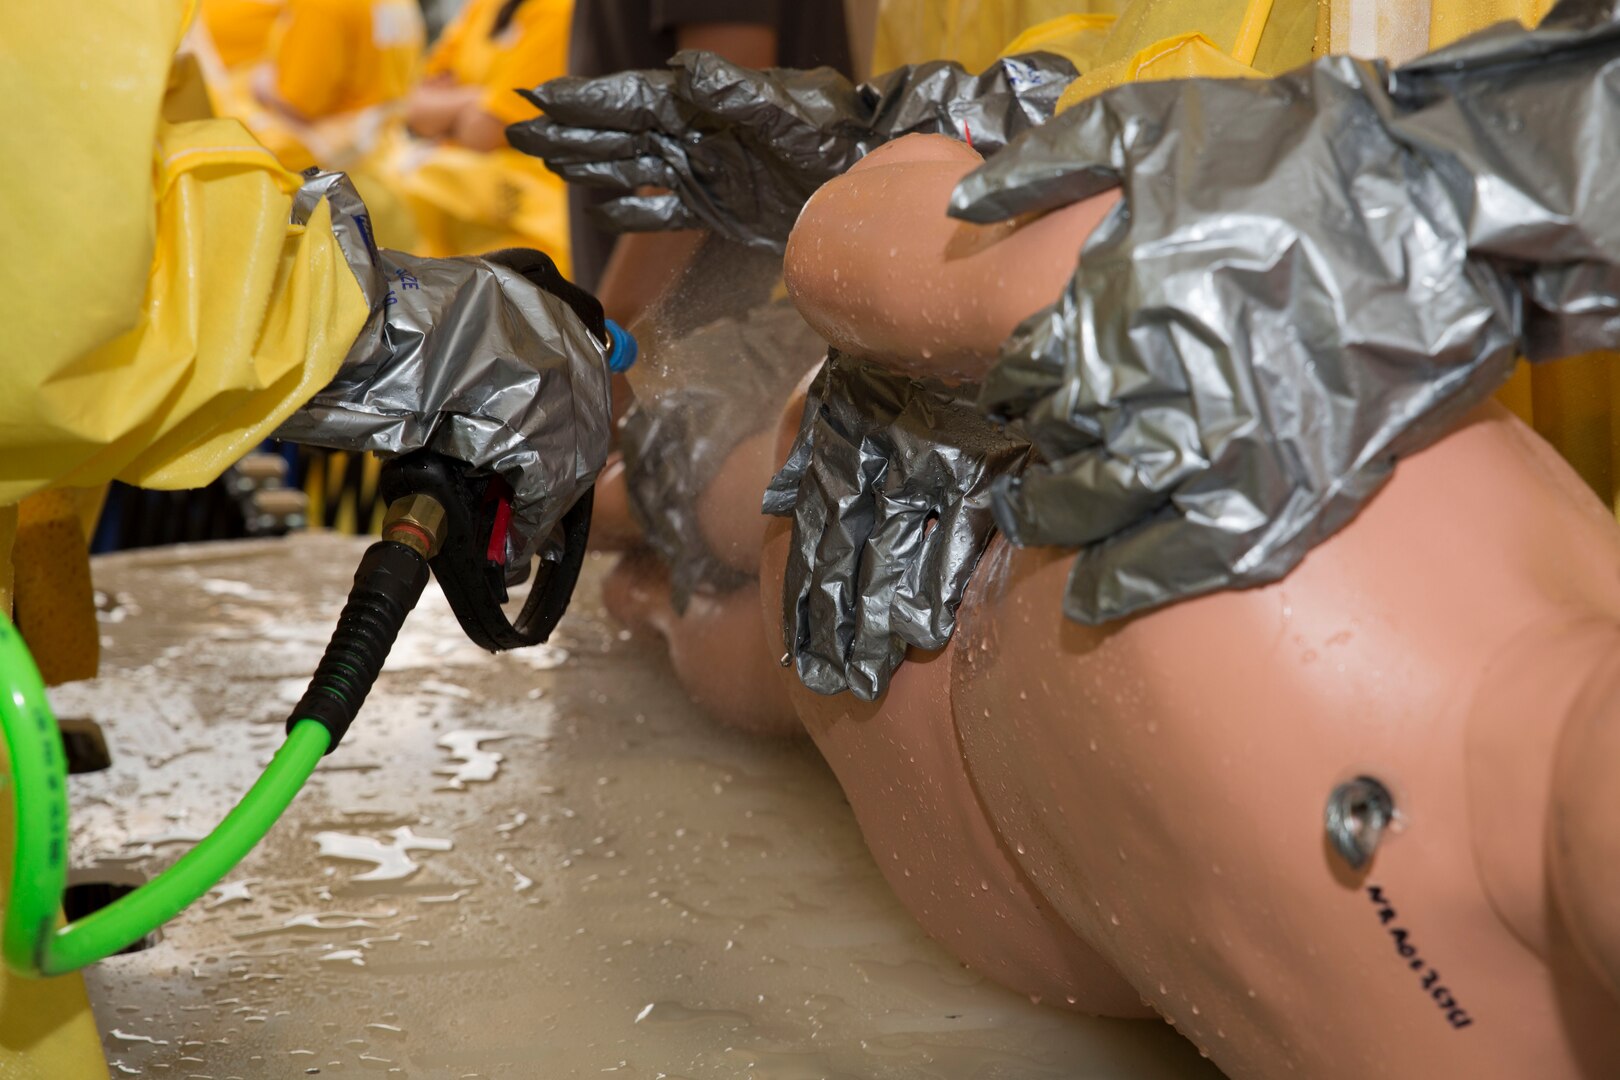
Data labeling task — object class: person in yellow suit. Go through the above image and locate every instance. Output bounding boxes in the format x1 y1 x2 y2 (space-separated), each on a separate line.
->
359 0 576 262
260 0 424 122
193 0 426 176
247 0 427 170
200 0 285 69
0 5 611 1073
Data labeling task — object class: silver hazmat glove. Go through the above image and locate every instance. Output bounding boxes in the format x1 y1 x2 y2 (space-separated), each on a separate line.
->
508 50 1077 251
275 172 613 567
949 0 1620 626
763 353 1032 701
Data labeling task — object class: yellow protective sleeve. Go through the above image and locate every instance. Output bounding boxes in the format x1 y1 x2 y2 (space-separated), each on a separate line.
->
1 6 183 426
0 92 370 505
0 0 370 667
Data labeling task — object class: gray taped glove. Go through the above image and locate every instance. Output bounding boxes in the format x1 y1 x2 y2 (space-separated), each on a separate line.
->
949 0 1620 626
508 50 1077 251
763 354 1031 701
275 172 613 567
621 296 828 612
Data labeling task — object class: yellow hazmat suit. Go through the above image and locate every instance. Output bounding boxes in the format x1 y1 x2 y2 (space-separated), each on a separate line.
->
0 4 370 1069
195 0 425 178
233 0 426 171
200 0 285 69
1 4 369 509
359 0 576 262
269 0 424 119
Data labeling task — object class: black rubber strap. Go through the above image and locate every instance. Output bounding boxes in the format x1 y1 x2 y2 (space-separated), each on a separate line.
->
379 452 594 652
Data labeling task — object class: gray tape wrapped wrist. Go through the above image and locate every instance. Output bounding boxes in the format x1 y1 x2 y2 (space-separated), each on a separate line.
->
275 171 612 566
764 354 1031 701
950 0 1620 627
510 51 1075 252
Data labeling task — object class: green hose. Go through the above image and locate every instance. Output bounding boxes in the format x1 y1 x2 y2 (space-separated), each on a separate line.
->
0 615 329 977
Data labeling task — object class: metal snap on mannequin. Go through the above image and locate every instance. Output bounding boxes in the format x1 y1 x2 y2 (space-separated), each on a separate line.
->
1325 775 1396 871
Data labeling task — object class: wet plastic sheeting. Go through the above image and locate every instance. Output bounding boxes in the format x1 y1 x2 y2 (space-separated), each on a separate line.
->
70 536 1217 1078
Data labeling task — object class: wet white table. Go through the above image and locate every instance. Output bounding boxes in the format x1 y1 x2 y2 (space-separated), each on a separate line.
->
63 535 1219 1079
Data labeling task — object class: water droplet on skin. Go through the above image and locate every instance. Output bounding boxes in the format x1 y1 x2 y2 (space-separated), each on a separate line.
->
1158 983 1168 995
1015 842 1026 855
1088 738 1098 752
1109 913 1121 926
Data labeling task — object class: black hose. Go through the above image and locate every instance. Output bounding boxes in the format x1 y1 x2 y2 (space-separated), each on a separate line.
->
286 540 430 753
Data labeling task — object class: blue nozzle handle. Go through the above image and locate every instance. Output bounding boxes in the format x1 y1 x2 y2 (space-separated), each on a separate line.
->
604 319 638 374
